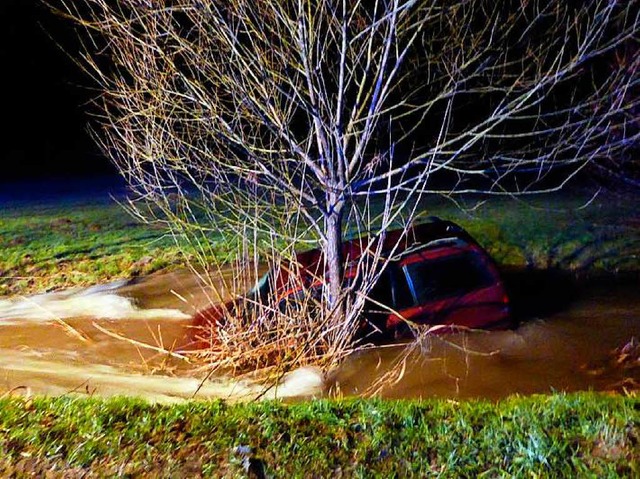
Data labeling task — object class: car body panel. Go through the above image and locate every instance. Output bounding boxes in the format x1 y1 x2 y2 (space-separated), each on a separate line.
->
191 219 511 345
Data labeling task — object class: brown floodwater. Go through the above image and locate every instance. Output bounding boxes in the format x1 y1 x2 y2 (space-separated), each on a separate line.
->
0 268 638 402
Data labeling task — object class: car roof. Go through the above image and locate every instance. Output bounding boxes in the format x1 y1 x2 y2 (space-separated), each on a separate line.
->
287 219 476 281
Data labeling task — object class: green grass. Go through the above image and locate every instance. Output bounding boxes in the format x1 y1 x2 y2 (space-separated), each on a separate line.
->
1 190 638 297
0 201 213 296
417 192 640 273
0 393 637 477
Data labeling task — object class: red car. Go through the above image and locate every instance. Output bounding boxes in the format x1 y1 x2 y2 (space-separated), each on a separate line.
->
192 219 511 343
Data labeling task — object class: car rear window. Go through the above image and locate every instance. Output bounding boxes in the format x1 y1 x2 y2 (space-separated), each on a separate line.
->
402 251 496 305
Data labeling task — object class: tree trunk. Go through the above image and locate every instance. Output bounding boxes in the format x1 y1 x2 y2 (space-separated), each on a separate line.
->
324 207 344 321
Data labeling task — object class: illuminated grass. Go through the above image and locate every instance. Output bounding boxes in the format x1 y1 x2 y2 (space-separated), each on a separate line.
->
0 393 637 477
0 201 223 296
1 190 638 297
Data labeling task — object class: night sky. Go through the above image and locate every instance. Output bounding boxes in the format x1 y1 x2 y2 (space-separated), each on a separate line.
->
0 0 114 183
2 1 634 192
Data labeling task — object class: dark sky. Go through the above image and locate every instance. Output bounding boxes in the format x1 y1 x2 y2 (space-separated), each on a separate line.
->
0 0 114 182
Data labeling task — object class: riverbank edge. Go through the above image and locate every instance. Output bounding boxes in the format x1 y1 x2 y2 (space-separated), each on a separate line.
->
0 393 637 476
2 190 639 297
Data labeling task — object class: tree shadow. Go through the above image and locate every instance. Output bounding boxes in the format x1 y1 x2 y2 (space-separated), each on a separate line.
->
503 264 640 326
501 266 578 324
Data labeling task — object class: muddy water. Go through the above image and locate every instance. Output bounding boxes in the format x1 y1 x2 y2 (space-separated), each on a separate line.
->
0 269 638 402
0 270 257 402
333 281 640 399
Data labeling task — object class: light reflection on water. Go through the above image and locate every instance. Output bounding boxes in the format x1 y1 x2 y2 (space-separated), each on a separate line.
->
0 270 638 402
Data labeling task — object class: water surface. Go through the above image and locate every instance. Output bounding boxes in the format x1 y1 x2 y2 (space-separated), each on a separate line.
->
0 269 637 402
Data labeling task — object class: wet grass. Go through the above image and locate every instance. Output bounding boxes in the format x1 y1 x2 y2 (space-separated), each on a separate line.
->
3 189 639 298
0 393 637 477
0 201 222 296
419 192 640 273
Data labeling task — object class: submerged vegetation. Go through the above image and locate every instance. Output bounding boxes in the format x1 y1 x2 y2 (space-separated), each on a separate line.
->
0 393 637 477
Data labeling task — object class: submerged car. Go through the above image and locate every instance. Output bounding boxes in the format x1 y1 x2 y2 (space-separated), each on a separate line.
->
192 218 511 343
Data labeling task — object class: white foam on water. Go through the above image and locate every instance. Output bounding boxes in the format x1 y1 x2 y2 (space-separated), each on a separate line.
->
0 287 190 323
271 366 325 398
0 351 325 403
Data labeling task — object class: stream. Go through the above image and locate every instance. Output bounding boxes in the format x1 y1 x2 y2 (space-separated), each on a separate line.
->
0 268 638 402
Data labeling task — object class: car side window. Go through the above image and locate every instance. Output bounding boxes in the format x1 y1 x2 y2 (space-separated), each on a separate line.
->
364 263 413 313
389 263 413 310
366 268 393 313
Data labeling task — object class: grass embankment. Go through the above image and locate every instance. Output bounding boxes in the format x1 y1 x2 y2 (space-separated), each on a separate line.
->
425 192 640 274
0 394 638 477
2 190 638 298
0 200 228 297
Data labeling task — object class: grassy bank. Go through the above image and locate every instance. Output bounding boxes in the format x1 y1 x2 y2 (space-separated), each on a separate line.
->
0 200 207 297
2 190 638 297
0 393 638 477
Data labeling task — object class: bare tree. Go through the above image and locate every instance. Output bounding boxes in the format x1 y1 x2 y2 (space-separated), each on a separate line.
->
57 0 638 374
588 40 640 188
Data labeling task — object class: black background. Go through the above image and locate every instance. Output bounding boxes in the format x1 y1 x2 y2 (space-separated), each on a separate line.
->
0 0 114 182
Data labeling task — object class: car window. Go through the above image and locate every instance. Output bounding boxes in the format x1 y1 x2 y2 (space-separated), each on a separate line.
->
402 251 495 305
364 264 413 313
248 271 272 303
390 264 413 310
366 268 393 313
